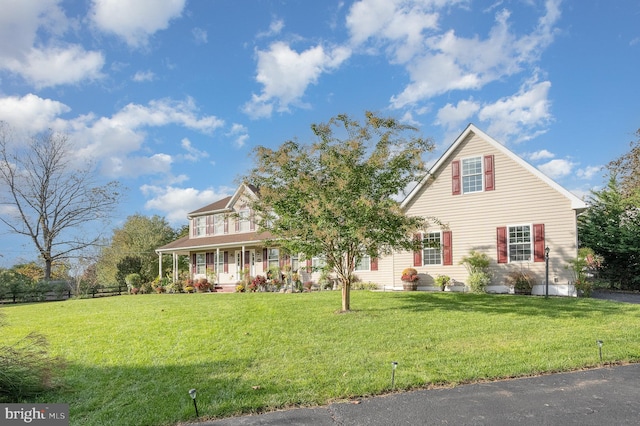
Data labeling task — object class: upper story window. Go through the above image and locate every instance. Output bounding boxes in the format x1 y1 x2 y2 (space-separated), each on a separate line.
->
213 214 224 235
195 217 206 237
238 208 250 232
452 155 494 195
462 157 483 194
422 232 442 265
509 225 532 262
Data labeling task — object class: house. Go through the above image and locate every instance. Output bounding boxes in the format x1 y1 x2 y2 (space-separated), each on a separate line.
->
156 124 587 295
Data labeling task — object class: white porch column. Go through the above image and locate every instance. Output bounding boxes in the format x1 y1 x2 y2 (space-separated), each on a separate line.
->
158 252 162 278
216 248 220 284
173 253 179 282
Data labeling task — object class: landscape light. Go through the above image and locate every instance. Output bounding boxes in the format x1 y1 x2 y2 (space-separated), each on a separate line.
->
545 246 550 298
596 340 604 363
189 388 199 417
391 361 398 388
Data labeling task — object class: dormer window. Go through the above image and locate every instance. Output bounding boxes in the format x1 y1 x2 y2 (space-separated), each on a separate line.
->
238 208 250 232
195 217 206 236
452 155 494 195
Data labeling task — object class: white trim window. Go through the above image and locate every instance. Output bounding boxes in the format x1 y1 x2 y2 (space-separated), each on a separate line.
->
355 255 371 271
462 156 483 194
312 256 326 270
238 208 250 232
422 232 442 265
195 253 206 275
509 224 532 262
213 214 224 235
195 217 206 237
267 248 279 270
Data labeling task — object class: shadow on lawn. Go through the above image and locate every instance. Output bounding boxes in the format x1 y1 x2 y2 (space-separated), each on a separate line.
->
38 358 291 425
384 292 636 319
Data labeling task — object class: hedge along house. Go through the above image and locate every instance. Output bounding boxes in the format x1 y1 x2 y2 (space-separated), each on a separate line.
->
156 124 587 295
392 124 588 295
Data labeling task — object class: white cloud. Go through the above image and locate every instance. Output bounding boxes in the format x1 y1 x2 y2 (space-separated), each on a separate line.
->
140 185 233 224
243 42 351 118
0 94 70 134
576 165 602 180
227 123 249 148
90 0 186 47
132 70 155 82
257 19 284 38
538 158 576 179
180 138 209 162
0 1 104 88
384 0 561 108
478 77 552 143
192 27 208 44
525 149 555 161
435 99 480 130
102 153 173 178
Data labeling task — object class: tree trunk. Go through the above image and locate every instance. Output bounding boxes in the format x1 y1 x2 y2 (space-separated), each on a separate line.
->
341 281 351 312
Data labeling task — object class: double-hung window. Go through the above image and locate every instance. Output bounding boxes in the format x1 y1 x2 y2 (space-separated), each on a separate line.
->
195 253 206 274
195 217 206 236
267 248 279 270
422 232 442 265
355 255 371 271
238 208 250 232
213 214 224 235
509 225 532 262
462 157 483 194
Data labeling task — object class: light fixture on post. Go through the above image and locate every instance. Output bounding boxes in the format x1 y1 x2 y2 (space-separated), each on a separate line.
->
189 388 199 417
391 361 398 389
545 246 550 298
596 340 604 363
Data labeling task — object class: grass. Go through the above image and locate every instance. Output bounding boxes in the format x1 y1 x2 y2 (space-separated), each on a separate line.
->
2 291 640 425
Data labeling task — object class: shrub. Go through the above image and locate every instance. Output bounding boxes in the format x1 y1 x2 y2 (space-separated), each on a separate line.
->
235 284 245 293
460 251 490 274
0 313 65 402
434 274 451 290
351 281 379 290
504 270 536 294
468 272 490 294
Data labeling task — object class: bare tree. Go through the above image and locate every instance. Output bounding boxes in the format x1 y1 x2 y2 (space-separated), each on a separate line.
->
0 123 123 280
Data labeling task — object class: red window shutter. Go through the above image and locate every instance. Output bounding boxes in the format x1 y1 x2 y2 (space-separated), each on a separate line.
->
452 160 461 195
533 224 545 262
371 257 378 271
497 227 508 264
223 251 229 273
206 252 213 269
263 248 268 270
484 155 495 191
442 231 453 266
191 219 196 237
250 209 255 231
413 233 422 266
206 216 213 235
235 215 240 232
224 216 229 234
192 254 197 273
306 259 312 272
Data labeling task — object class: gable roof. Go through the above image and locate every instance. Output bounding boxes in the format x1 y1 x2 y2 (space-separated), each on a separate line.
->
401 124 588 211
187 183 260 219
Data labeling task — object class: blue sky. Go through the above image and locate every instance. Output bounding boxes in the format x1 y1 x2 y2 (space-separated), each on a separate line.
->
0 0 639 267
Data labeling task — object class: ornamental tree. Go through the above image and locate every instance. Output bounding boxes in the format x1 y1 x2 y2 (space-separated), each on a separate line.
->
243 112 436 311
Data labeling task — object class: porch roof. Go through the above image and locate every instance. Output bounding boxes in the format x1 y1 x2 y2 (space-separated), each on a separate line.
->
156 230 275 254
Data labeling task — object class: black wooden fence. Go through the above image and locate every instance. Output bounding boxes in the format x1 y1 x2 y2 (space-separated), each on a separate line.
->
0 285 127 304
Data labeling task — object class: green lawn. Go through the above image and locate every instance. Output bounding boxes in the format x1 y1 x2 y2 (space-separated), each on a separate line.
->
2 291 640 425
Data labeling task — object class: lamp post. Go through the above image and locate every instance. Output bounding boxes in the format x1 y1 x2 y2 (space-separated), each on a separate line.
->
391 361 398 389
596 340 604 363
189 388 199 417
545 246 550 298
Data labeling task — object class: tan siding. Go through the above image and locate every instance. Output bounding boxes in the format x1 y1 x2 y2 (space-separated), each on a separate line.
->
390 133 580 291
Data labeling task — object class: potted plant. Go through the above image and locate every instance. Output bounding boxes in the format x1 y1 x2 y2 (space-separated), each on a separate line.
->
434 274 451 291
401 267 419 291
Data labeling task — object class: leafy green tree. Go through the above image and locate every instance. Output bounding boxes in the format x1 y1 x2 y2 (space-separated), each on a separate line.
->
96 214 178 285
607 129 640 197
578 176 640 290
0 123 122 280
244 112 435 311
